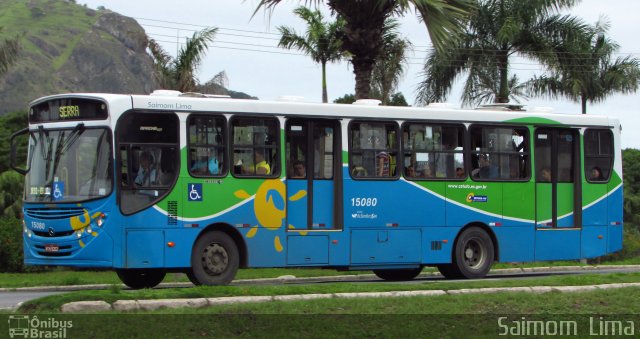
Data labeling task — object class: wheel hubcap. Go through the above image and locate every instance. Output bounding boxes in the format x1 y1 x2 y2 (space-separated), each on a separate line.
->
463 238 485 269
202 243 228 275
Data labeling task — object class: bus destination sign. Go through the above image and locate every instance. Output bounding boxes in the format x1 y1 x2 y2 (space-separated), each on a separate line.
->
29 98 108 123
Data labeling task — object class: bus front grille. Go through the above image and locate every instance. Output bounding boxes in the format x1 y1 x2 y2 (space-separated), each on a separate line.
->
33 230 75 237
25 207 86 220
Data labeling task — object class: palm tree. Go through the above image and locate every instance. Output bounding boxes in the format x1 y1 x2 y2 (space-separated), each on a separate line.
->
528 19 640 114
278 7 344 103
256 0 474 100
148 27 219 92
416 0 586 107
370 19 412 105
0 27 20 78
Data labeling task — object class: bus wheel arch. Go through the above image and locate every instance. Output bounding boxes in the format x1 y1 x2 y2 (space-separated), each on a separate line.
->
187 223 247 286
437 223 497 279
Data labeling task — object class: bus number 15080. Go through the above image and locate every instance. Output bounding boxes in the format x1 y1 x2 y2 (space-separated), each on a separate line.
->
351 197 378 207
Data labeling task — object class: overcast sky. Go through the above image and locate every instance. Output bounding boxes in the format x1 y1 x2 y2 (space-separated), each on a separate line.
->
81 0 640 148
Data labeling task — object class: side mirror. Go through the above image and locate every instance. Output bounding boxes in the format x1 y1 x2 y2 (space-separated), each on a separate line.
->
10 128 30 175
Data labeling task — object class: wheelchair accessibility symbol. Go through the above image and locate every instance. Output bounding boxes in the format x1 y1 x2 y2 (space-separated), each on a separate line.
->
188 183 202 201
52 182 64 201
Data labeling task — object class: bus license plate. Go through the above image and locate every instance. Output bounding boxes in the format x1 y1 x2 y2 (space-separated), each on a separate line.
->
44 244 59 252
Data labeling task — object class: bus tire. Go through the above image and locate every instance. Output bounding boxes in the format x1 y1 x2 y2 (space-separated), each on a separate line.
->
189 231 239 286
436 264 462 279
451 226 494 279
116 269 165 289
373 267 422 281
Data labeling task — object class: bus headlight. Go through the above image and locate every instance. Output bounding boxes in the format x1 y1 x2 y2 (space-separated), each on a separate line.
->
86 226 93 234
76 230 83 238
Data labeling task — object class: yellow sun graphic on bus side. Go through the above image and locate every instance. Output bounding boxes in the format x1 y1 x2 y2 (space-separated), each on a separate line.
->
234 180 306 252
69 209 102 248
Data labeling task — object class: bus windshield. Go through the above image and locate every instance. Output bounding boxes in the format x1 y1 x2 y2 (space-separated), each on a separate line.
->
25 127 113 203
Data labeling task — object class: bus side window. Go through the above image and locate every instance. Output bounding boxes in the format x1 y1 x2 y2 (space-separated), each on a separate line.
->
584 129 613 183
231 117 280 178
188 115 226 177
349 121 398 179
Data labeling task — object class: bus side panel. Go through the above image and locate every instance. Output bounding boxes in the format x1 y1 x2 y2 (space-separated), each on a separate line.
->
582 183 608 226
343 179 445 228
350 229 421 264
445 182 503 227
581 226 607 258
607 185 624 253
420 227 457 264
125 230 164 268
492 225 535 262
534 229 581 260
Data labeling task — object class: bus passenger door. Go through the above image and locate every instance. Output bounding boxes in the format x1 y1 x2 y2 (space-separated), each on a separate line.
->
285 119 341 266
534 128 582 260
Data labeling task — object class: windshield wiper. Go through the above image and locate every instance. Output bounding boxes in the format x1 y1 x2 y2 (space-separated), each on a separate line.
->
37 125 49 160
60 123 85 154
49 123 85 186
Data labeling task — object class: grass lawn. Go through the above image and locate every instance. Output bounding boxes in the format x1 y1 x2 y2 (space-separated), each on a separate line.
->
17 272 640 313
2 258 638 288
5 287 640 338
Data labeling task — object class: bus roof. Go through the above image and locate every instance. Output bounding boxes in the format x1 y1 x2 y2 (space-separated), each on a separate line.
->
30 92 615 128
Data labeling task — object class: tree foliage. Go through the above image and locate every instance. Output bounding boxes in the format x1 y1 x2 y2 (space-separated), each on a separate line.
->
0 110 28 174
148 27 224 93
0 171 23 218
278 7 344 103
370 19 412 106
527 19 640 114
416 0 586 107
623 149 640 228
256 0 474 100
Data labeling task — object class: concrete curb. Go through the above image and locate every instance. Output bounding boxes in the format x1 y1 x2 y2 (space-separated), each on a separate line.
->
3 264 639 293
59 282 640 313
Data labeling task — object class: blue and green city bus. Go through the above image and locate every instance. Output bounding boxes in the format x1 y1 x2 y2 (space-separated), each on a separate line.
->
11 91 623 288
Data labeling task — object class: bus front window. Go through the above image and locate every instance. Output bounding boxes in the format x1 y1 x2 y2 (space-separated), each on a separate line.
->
25 127 113 203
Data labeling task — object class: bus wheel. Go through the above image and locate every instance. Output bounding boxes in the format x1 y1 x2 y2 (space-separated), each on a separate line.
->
188 231 239 286
373 268 422 281
436 264 461 279
116 269 165 289
451 227 494 279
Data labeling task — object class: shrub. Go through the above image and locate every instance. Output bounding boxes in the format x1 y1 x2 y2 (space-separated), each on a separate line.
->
600 226 640 263
0 217 24 272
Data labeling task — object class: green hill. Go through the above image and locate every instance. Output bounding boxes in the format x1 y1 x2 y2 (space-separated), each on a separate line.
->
0 0 156 114
0 0 256 115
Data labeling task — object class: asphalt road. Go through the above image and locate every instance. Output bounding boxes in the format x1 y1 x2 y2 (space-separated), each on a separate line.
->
0 291 63 311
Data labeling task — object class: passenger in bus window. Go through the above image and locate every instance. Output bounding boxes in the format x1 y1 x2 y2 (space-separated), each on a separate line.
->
291 160 306 178
456 167 465 178
254 149 271 175
135 151 156 187
405 165 416 178
376 151 390 176
191 148 219 175
473 154 498 179
539 167 551 182
421 163 434 178
590 166 604 181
